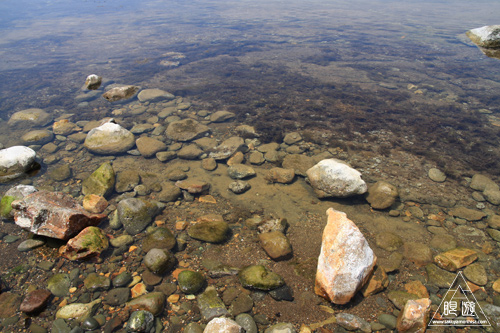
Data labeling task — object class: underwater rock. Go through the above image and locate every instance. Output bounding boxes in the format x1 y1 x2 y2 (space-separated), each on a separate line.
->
239 265 285 291
210 110 235 123
59 226 109 260
166 119 211 142
0 146 39 182
84 120 136 155
137 88 174 102
306 159 367 198
117 198 165 235
143 248 176 275
12 190 106 240
102 85 140 102
53 119 81 136
188 220 229 243
20 289 51 314
82 161 116 198
366 181 399 210
396 298 431 333
466 25 500 48
282 154 315 177
315 208 376 304
21 130 54 145
205 317 243 333
209 136 246 160
265 167 295 184
56 299 101 322
136 136 168 158
125 292 166 316
8 108 53 129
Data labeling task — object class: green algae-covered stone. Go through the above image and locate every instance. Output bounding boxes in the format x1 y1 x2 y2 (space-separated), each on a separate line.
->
127 310 154 332
239 265 285 291
197 286 228 321
178 270 205 294
142 227 176 253
188 220 229 243
117 198 165 235
125 292 165 316
0 196 15 219
84 273 111 292
61 226 109 261
47 273 70 297
82 162 115 198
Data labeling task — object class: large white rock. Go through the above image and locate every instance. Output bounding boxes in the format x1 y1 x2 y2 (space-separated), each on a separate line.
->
306 159 367 198
466 25 500 48
84 121 135 155
315 208 376 304
0 146 39 182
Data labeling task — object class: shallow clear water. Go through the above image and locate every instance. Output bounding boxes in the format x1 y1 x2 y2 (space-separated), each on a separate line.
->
1 0 500 170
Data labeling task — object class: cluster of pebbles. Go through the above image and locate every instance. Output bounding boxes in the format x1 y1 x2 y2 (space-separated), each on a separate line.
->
0 79 499 333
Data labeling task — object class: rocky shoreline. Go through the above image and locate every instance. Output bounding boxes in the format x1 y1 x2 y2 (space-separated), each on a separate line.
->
0 81 499 332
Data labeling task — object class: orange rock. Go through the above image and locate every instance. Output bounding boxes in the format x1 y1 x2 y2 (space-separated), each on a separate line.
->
434 248 477 272
361 265 388 297
396 298 431 332
130 283 147 298
167 294 180 303
404 280 429 298
227 152 244 166
315 208 376 304
175 221 188 231
199 195 217 204
82 194 108 214
493 278 500 293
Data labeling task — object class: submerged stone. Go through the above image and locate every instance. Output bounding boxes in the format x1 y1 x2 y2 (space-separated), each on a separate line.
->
239 265 285 291
102 85 140 102
82 162 115 198
125 292 166 316
8 108 53 129
56 299 101 322
178 270 206 294
166 119 211 142
117 198 165 235
188 220 229 243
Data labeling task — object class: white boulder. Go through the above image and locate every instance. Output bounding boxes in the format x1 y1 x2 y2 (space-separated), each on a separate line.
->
0 146 39 182
84 120 135 155
306 159 367 198
315 208 376 304
466 25 500 48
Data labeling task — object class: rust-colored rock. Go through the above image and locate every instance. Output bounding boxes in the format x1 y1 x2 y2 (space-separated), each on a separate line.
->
12 191 106 240
175 179 210 194
265 167 295 184
82 194 108 214
396 298 431 333
360 265 388 297
404 280 429 298
434 247 478 272
259 231 293 261
60 226 109 260
315 208 376 304
20 289 51 313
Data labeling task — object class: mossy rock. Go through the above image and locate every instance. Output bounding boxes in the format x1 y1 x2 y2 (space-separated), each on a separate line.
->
0 196 15 219
239 265 285 291
117 198 165 235
178 270 205 294
82 162 115 198
125 292 165 316
188 220 229 243
84 273 111 292
142 227 176 253
47 273 70 297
